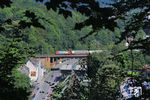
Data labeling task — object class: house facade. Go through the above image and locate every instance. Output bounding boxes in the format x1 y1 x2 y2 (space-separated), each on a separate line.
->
26 60 38 81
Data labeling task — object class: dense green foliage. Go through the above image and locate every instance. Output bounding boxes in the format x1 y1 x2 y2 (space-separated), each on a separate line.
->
88 51 149 100
0 27 31 99
35 0 150 54
0 0 104 54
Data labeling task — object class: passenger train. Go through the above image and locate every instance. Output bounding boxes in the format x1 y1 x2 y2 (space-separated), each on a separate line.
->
55 50 103 55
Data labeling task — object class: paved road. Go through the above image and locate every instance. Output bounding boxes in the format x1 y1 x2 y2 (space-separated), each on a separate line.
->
32 58 80 100
37 61 44 82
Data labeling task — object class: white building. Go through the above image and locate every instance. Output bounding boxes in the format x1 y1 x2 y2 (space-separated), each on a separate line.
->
25 59 45 82
26 60 38 82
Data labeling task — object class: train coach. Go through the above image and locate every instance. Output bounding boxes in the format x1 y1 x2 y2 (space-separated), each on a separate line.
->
55 51 72 55
55 50 103 55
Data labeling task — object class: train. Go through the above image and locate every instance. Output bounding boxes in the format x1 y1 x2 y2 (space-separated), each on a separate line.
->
55 50 103 55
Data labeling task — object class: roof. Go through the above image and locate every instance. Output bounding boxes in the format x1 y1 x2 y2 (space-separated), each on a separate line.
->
29 58 39 67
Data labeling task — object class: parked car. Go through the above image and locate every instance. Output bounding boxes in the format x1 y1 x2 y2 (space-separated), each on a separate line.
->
49 83 55 86
45 81 51 84
40 91 44 93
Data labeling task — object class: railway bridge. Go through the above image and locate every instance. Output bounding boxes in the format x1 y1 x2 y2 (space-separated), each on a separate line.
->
34 50 103 68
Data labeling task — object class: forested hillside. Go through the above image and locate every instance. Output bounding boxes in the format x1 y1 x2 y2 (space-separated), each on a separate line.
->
1 0 128 55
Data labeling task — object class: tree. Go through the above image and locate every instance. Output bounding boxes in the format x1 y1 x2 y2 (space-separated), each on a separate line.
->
0 31 31 100
87 52 124 100
0 0 41 99
88 51 146 99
